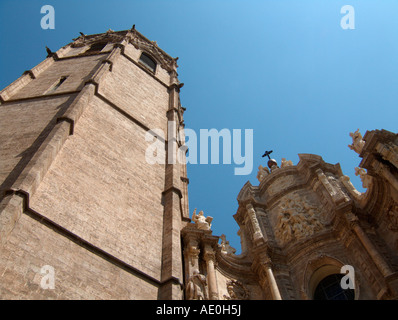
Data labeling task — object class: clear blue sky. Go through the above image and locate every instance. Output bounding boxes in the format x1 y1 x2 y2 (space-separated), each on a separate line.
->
1 0 397 252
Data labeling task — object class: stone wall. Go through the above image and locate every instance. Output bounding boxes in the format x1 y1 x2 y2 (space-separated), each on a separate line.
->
0 29 186 299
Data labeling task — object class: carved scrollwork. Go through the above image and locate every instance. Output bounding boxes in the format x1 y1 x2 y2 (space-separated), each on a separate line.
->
223 280 249 300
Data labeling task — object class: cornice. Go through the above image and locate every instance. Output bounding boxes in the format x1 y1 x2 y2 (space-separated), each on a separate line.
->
70 27 179 73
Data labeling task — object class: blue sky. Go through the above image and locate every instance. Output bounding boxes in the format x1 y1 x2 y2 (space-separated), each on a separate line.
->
1 0 397 252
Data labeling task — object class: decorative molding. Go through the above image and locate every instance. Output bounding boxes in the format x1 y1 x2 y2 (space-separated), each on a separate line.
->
71 30 127 48
127 29 178 73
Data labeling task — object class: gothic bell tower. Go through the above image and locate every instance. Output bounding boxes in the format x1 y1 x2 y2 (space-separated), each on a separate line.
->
0 27 189 299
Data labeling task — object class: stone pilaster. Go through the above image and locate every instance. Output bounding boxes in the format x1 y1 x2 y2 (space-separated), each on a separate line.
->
204 244 219 300
347 212 392 277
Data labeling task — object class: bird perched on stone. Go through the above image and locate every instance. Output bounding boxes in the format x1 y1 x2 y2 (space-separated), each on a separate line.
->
45 46 52 57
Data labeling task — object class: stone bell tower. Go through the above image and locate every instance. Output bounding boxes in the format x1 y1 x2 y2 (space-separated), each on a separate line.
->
0 27 189 299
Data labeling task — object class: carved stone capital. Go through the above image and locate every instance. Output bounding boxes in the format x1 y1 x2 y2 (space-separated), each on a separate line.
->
346 211 359 228
204 250 216 264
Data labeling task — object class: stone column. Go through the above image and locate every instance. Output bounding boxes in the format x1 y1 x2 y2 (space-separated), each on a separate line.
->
263 260 282 300
348 213 393 277
204 245 219 300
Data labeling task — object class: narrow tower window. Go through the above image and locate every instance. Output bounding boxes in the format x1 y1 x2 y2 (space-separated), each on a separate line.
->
139 52 156 73
46 76 68 94
85 42 108 54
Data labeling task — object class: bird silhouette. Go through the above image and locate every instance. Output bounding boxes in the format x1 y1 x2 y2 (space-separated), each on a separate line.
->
45 46 52 56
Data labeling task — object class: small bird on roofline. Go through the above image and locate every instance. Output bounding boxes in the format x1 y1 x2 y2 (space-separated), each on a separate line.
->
45 46 52 57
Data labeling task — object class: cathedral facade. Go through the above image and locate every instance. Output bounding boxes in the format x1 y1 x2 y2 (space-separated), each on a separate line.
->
0 28 397 300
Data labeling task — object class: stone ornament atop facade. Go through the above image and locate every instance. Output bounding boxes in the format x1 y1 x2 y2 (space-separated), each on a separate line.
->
348 129 365 154
220 234 237 255
257 158 294 183
274 194 323 245
257 165 269 183
354 167 373 189
223 280 250 300
281 158 293 167
192 209 213 231
186 269 208 300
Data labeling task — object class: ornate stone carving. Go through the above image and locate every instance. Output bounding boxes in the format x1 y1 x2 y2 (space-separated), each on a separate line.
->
237 181 254 202
316 169 350 204
274 194 323 245
354 167 373 189
186 245 200 267
267 175 295 198
71 31 126 48
386 203 398 231
192 209 213 231
220 234 237 255
348 129 365 154
339 175 363 199
246 204 263 241
71 28 179 73
186 269 208 300
256 165 269 183
223 280 250 300
327 174 350 202
127 29 178 72
376 141 398 169
281 158 293 167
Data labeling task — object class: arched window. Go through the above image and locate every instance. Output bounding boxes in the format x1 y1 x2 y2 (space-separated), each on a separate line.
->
313 274 355 300
139 52 156 73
